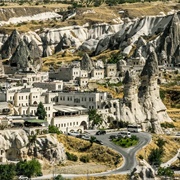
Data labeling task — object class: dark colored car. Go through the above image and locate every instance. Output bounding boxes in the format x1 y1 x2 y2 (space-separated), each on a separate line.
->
96 130 106 135
95 139 103 145
109 135 117 140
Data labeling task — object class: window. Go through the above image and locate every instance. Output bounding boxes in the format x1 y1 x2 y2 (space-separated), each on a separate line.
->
70 122 72 126
76 122 78 125
73 122 75 125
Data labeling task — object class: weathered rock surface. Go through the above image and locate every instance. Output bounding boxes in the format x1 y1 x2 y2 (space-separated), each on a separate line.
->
54 33 73 53
80 53 94 72
120 48 171 133
0 129 66 164
9 40 30 69
9 38 42 72
0 29 20 59
131 160 157 180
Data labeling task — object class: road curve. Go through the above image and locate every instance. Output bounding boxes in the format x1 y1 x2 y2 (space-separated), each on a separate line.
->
32 132 151 180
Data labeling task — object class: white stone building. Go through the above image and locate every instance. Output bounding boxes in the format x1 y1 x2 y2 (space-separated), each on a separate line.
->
105 64 117 77
91 68 104 79
33 80 63 91
14 72 49 85
58 91 108 110
52 105 88 133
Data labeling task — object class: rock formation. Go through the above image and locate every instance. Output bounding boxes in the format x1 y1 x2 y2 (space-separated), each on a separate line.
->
80 53 94 72
0 29 20 59
9 40 30 70
0 129 66 164
55 33 71 53
9 39 42 72
120 48 171 133
131 160 156 180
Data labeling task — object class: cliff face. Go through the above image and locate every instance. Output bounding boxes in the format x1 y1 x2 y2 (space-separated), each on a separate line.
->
0 129 66 163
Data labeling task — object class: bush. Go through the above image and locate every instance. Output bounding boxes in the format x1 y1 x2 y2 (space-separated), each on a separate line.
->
16 159 42 178
157 167 174 178
80 155 90 163
138 154 144 160
0 164 16 180
48 125 62 134
55 174 65 180
66 152 78 161
148 148 164 166
161 122 175 128
156 138 166 149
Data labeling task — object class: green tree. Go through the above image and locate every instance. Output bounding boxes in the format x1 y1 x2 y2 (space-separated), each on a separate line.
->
36 102 47 120
88 109 103 128
157 167 174 178
16 159 42 178
148 148 164 166
48 125 62 135
90 136 96 146
55 174 65 180
0 164 16 180
27 135 37 157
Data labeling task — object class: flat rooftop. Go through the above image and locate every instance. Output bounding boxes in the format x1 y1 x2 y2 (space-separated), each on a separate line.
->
54 105 87 113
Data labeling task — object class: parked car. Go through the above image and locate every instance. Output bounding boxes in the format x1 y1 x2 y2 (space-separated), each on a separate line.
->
81 135 91 141
68 132 80 137
18 175 29 180
176 132 180 136
96 130 106 135
109 135 117 140
95 139 103 145
117 131 131 138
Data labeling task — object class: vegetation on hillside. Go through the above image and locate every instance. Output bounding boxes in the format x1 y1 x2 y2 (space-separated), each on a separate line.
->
0 159 42 179
57 134 123 169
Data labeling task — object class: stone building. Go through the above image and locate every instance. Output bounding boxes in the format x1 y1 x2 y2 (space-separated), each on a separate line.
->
52 105 88 133
58 91 108 110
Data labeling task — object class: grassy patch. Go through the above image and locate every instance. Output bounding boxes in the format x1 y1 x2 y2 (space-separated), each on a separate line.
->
57 134 123 168
112 135 139 148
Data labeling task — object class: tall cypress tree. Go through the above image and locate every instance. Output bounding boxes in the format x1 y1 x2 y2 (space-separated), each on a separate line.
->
36 102 47 120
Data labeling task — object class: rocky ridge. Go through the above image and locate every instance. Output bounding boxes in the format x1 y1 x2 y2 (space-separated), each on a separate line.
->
0 129 66 163
0 11 179 67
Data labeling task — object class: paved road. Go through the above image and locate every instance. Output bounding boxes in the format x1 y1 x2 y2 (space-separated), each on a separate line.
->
32 131 151 180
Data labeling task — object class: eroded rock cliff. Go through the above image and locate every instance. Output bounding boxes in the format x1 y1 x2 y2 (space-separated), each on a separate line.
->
0 129 66 164
120 48 171 133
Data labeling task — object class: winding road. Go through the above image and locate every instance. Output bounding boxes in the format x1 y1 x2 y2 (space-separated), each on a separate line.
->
32 131 151 179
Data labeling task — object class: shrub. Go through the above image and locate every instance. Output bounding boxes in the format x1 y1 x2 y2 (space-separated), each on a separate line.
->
48 125 62 135
156 138 166 149
160 90 166 100
161 122 175 128
66 152 78 161
148 148 164 166
138 154 144 160
157 167 174 178
80 155 89 163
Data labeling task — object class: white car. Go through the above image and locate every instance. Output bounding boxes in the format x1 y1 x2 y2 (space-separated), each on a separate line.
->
117 131 131 138
18 175 29 180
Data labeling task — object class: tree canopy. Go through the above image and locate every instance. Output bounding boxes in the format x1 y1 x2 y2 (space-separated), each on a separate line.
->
16 159 42 178
88 109 103 128
48 125 62 134
36 102 47 120
0 164 16 180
